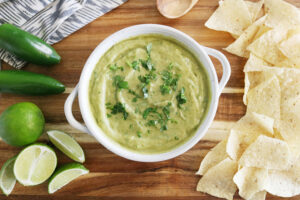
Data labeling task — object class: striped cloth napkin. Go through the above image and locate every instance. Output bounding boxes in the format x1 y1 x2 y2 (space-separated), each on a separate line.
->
0 0 127 69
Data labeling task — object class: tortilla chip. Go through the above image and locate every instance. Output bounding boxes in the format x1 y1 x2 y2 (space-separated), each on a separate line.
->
232 112 274 136
226 112 274 160
246 75 281 125
239 135 290 170
249 191 267 200
244 66 284 87
279 31 300 66
244 66 281 105
197 158 238 200
233 167 268 199
230 33 239 39
225 15 266 58
251 112 274 135
196 139 228 175
253 25 272 41
245 0 264 22
264 0 300 28
243 55 273 105
205 0 252 36
247 28 289 66
243 72 250 105
243 54 271 72
226 130 242 161
265 165 300 197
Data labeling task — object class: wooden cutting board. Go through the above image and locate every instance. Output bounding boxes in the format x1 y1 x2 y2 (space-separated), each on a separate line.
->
0 0 299 199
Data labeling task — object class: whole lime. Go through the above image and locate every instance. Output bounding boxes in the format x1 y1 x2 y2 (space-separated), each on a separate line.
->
0 102 45 146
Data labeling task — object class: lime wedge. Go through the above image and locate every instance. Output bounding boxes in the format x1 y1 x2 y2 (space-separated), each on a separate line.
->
48 163 89 194
0 156 17 196
14 143 57 186
47 130 85 163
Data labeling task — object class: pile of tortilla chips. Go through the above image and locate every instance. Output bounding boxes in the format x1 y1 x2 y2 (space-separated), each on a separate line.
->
196 0 300 199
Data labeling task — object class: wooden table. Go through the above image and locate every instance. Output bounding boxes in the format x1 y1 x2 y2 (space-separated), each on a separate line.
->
0 0 299 199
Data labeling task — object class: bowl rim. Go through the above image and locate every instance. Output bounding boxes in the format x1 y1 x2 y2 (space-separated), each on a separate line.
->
77 24 220 162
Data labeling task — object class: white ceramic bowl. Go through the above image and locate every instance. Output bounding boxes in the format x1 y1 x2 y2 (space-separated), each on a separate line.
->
64 24 231 162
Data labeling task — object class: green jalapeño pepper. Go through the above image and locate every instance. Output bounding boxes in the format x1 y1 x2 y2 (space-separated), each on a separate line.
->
0 24 61 66
0 70 65 95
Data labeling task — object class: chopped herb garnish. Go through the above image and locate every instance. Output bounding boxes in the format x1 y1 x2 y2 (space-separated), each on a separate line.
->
128 89 141 101
160 124 168 131
137 131 142 138
176 87 187 107
147 130 151 134
160 70 180 95
107 114 112 118
132 60 140 71
142 86 148 98
107 102 128 120
113 75 129 89
139 43 156 71
160 84 171 95
105 102 113 109
162 102 171 120
146 43 152 56
168 63 174 70
128 89 139 96
109 64 123 72
127 60 140 71
146 120 157 126
174 136 179 140
140 59 155 71
138 72 157 85
146 59 154 71
142 103 171 131
129 124 133 129
132 97 138 102
143 107 157 119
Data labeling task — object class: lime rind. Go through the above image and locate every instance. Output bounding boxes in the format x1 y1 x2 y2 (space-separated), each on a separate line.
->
48 163 89 194
47 130 85 163
0 156 17 196
13 143 57 186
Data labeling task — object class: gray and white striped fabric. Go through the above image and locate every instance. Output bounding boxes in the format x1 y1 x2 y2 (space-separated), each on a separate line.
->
0 0 127 69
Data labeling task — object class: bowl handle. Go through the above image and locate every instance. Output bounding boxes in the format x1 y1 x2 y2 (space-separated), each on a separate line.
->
64 84 91 135
203 47 231 96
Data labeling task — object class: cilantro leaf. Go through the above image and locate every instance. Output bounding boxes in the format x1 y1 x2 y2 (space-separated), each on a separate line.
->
146 43 152 56
107 102 129 120
160 70 180 95
127 60 140 71
142 87 149 99
132 60 140 71
109 64 123 72
137 131 142 138
176 87 187 107
160 84 171 95
162 102 171 120
113 75 129 89
143 107 157 119
142 103 171 132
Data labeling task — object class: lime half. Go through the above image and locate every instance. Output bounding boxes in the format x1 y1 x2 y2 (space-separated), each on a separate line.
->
14 143 57 186
47 130 85 163
0 156 17 196
48 163 89 194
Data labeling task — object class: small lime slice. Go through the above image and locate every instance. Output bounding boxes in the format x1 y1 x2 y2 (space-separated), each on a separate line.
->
14 143 57 186
48 163 89 194
47 130 85 163
0 156 17 196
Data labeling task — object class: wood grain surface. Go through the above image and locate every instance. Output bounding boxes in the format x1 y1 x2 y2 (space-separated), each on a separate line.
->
1 0 300 199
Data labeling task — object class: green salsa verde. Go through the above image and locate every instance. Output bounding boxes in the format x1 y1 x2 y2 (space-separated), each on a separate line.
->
89 34 211 153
